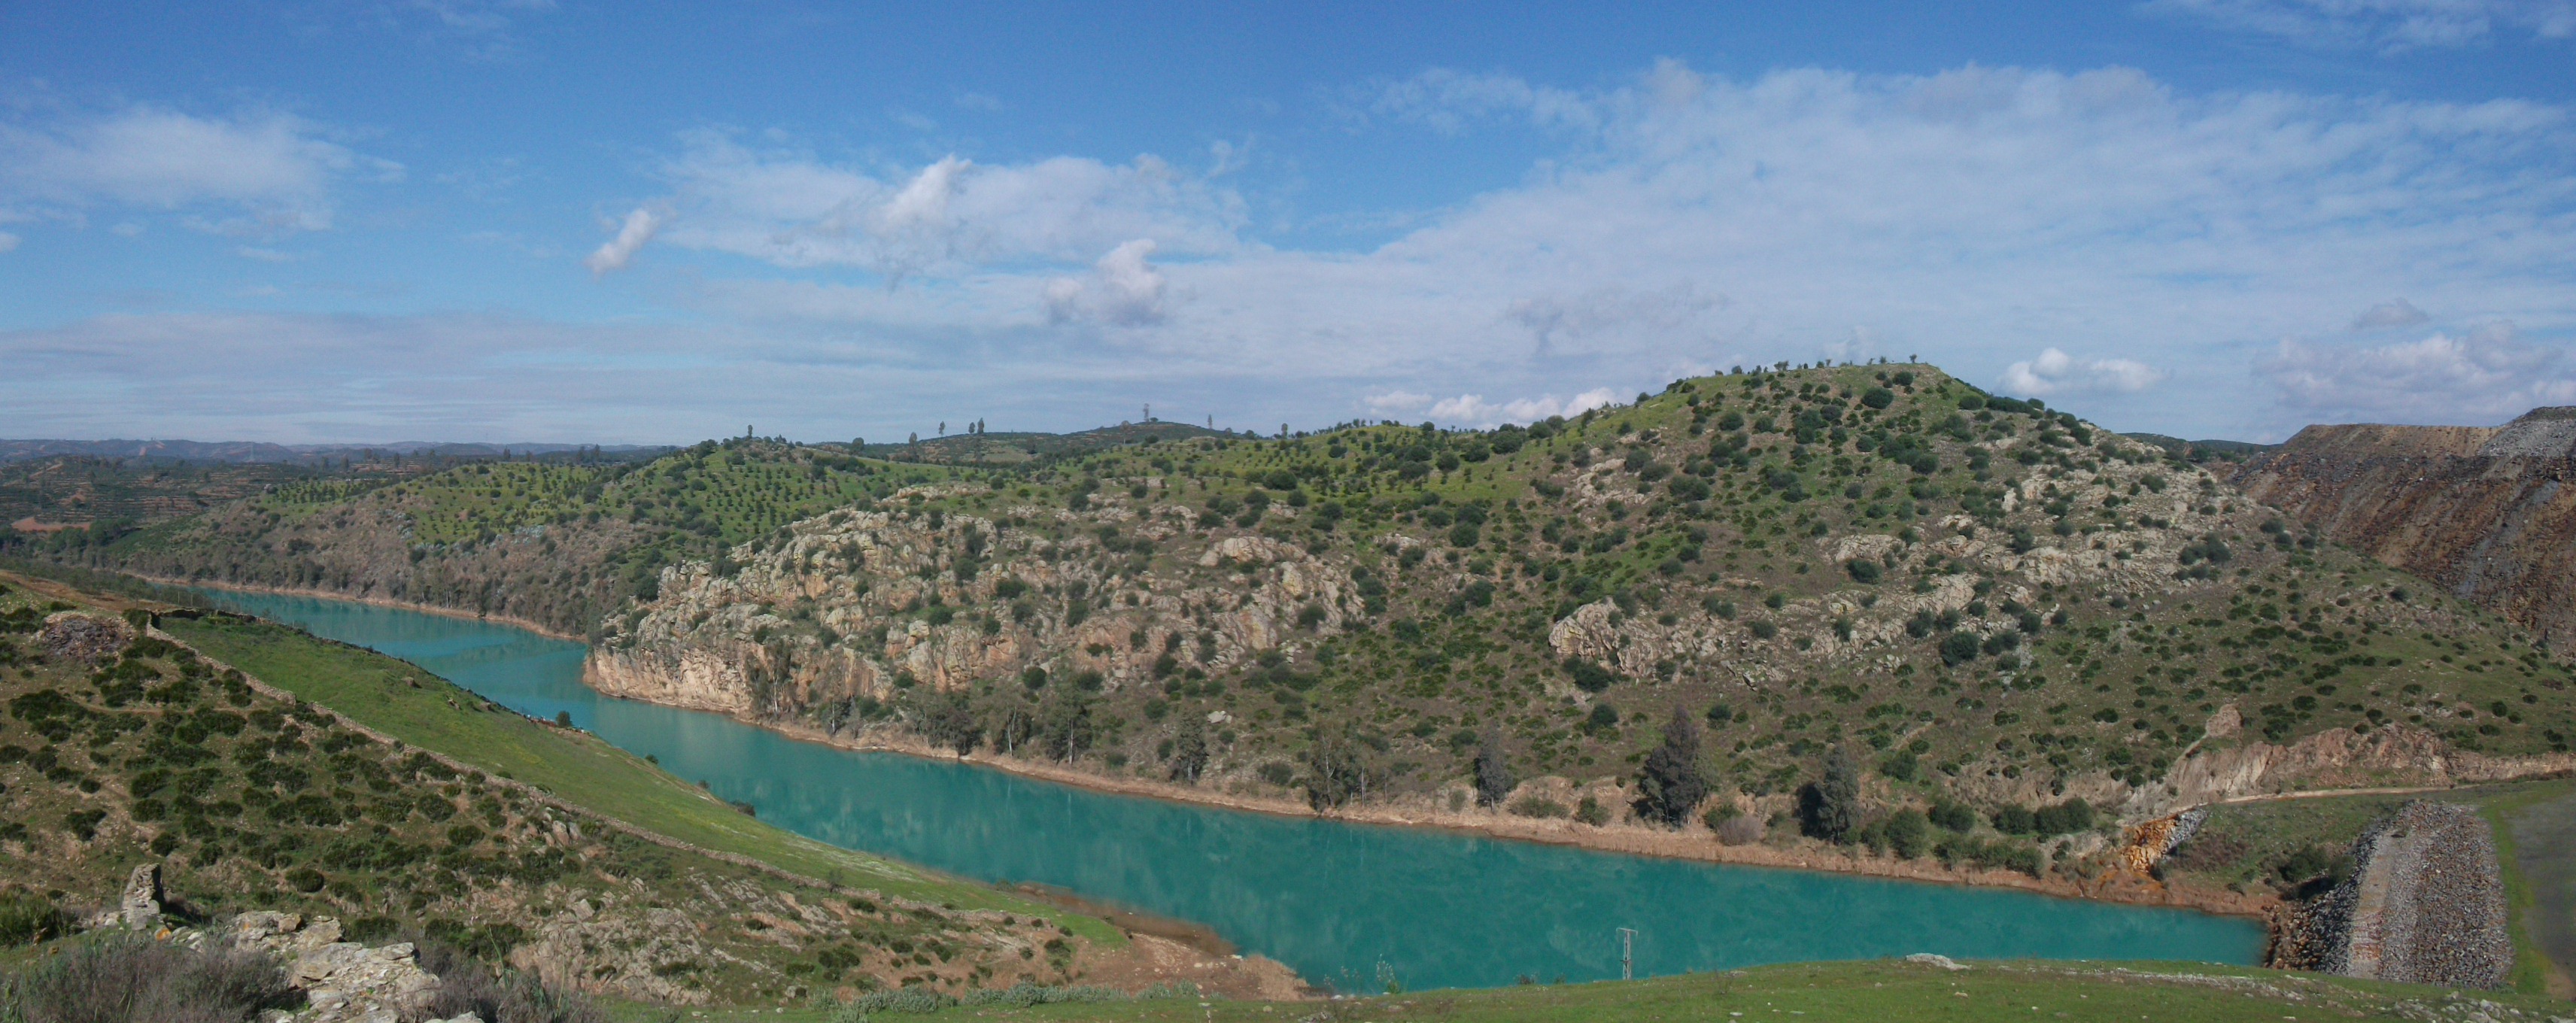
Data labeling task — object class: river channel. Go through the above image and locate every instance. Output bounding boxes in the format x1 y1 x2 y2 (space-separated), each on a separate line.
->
192 589 2268 992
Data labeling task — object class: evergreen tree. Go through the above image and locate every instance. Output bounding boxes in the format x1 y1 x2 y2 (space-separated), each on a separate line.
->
916 690 982 757
1634 706 1709 827
1798 745 1863 843
1302 725 1374 811
1038 689 1095 762
1474 730 1514 808
1168 715 1209 784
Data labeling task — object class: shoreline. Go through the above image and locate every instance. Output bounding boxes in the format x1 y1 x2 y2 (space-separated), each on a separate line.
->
103 573 2283 931
629 685 2285 927
134 575 590 643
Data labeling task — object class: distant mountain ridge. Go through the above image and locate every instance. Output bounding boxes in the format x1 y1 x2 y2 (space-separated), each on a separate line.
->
0 439 671 465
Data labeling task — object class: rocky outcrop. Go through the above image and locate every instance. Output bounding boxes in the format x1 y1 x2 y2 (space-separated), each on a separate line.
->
120 862 164 930
589 499 1359 718
2134 724 2574 820
2233 407 2576 649
230 912 441 1023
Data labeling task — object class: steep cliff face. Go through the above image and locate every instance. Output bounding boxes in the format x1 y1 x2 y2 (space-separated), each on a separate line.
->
2232 408 2576 649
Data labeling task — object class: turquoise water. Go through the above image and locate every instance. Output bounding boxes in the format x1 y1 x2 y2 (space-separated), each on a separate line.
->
193 590 2268 992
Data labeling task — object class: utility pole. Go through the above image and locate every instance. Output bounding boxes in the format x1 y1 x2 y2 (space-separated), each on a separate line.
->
1618 928 1636 981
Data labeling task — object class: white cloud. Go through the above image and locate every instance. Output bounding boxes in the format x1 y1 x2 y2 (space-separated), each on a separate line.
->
642 136 1245 280
2000 348 2171 396
601 61 2576 441
0 232 17 253
1362 390 1432 413
108 222 144 237
0 107 365 233
1043 239 1173 326
955 93 1005 112
2351 298 2432 329
235 246 297 263
1426 387 1621 428
2147 0 2576 50
2260 323 2576 423
585 206 663 275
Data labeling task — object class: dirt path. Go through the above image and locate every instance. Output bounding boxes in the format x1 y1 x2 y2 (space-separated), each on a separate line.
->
2507 786 2576 997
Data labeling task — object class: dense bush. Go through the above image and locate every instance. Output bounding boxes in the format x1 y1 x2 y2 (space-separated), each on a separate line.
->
416 939 606 1023
8 935 296 1023
0 894 71 947
1508 795 1569 819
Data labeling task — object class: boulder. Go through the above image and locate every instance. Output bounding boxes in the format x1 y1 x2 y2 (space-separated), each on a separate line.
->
120 861 164 929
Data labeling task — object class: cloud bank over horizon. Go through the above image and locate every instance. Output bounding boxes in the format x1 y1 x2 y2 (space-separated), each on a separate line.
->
4 45 2571 445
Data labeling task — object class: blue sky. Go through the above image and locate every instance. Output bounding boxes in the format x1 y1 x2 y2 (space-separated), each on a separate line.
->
2 1 2572 445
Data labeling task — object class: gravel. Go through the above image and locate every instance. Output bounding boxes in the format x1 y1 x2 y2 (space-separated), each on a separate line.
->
2310 800 2513 989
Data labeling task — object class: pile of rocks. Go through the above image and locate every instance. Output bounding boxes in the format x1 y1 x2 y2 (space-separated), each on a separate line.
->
2310 801 2513 989
229 912 441 1023
37 612 132 663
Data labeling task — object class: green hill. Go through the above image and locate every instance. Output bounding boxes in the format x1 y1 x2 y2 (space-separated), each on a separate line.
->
0 571 1117 1006
30 361 2576 900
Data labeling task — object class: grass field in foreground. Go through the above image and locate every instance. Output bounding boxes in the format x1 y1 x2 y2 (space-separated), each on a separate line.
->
159 611 1123 944
615 958 2568 1022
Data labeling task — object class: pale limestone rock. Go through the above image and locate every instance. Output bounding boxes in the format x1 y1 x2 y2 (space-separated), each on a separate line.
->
121 862 164 929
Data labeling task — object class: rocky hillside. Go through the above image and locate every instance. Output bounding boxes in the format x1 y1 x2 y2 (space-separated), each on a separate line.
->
0 578 1107 1006
587 365 2575 876
2231 407 2576 651
62 442 958 636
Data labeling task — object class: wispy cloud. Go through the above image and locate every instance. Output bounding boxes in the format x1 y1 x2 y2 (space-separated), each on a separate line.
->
0 106 375 235
584 206 663 275
2146 0 2576 51
633 135 1247 280
2261 322 2576 424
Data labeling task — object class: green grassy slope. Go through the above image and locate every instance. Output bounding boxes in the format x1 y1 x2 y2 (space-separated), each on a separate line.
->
634 958 2568 1022
156 610 1120 943
0 577 1098 1003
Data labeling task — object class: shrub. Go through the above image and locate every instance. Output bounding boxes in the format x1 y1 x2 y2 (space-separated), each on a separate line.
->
1934 836 2044 877
417 939 606 1023
1861 388 1896 410
11 934 296 1023
1573 797 1612 827
1991 804 2037 835
1845 560 1882 584
1939 630 1982 666
1713 813 1763 846
1882 808 1932 859
829 987 956 1020
1508 795 1568 819
2031 798 2095 836
1927 798 1977 833
963 983 1130 1007
0 893 72 947
1563 657 1617 693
